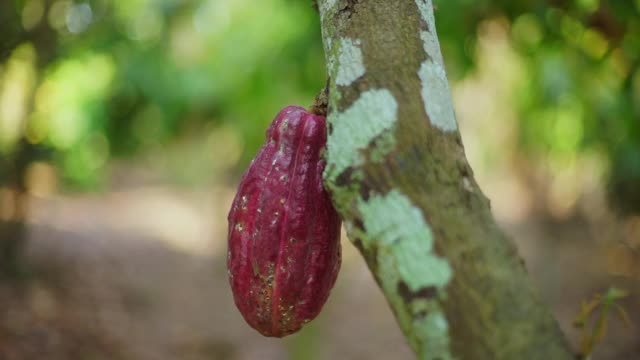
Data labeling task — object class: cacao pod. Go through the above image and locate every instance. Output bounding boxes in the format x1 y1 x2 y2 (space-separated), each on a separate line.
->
227 106 341 337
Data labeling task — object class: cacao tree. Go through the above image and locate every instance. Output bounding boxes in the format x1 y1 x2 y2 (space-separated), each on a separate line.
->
317 1 575 358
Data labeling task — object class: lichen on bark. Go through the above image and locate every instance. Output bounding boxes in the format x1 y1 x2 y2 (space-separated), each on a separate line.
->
317 1 575 359
357 190 453 359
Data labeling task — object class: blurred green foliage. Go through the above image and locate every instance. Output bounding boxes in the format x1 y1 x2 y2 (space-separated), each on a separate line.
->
435 0 640 213
0 0 638 211
0 0 325 188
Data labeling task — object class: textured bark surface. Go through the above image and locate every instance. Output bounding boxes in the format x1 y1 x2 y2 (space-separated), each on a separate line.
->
317 1 575 359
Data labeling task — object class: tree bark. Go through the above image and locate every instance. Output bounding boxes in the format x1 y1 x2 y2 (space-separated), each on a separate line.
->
317 1 575 359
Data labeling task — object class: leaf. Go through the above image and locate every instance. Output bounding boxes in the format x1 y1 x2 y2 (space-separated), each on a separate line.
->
612 303 633 327
604 287 629 303
573 298 600 328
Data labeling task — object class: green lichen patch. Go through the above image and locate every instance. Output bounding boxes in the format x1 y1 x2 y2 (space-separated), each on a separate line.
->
414 310 453 359
357 190 452 291
355 190 454 359
414 0 458 133
336 38 366 86
368 131 397 164
325 89 398 183
418 61 458 132
319 0 338 15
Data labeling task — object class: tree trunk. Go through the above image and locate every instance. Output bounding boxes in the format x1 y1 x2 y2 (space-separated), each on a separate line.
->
0 140 32 279
317 1 574 359
0 219 27 278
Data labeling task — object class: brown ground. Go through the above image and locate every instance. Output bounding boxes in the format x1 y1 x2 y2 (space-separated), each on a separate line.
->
0 183 638 360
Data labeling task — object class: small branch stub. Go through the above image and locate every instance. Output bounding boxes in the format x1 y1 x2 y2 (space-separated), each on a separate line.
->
309 86 329 116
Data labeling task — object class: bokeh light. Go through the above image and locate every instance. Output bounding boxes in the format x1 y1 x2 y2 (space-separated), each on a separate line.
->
0 1 639 359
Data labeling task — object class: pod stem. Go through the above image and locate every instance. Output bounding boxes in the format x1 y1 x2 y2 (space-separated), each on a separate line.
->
309 86 329 117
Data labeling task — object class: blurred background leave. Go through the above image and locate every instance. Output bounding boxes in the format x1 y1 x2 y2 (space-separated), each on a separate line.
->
0 0 639 359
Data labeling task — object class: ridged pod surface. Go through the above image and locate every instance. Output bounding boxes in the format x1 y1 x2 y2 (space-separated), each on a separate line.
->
227 106 341 337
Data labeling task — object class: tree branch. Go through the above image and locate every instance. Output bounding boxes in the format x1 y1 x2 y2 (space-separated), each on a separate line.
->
317 1 575 359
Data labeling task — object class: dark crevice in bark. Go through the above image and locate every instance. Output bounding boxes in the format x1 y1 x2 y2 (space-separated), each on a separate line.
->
338 0 361 20
397 282 438 302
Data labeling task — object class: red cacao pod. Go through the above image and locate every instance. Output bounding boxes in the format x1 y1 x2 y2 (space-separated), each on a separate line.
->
227 106 341 337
